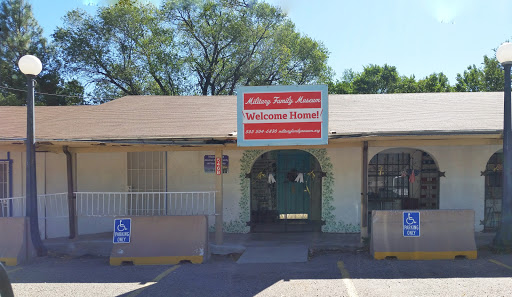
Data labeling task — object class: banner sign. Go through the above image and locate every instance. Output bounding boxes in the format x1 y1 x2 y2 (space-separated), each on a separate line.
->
237 85 328 146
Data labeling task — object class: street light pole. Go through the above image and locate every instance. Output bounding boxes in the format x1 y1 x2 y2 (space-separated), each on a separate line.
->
494 43 512 248
18 55 46 256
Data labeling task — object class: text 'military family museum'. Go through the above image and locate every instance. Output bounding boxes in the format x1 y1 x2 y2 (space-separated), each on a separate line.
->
0 86 506 242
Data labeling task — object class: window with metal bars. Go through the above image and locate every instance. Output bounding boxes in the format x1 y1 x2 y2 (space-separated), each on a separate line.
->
368 153 411 211
0 161 7 199
127 152 165 192
0 161 9 217
483 152 503 232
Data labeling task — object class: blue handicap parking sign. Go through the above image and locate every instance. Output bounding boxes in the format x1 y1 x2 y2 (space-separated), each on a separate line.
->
113 218 131 243
403 212 420 237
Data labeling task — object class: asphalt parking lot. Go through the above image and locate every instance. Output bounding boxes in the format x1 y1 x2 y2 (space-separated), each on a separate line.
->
4 250 512 297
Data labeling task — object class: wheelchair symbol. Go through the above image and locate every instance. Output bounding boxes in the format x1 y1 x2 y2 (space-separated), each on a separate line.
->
405 213 416 225
117 220 128 232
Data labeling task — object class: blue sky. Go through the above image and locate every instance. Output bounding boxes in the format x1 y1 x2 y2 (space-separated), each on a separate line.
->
29 0 512 84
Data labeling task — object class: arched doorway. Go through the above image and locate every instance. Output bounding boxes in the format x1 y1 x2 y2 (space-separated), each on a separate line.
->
368 149 440 222
483 151 503 232
249 150 322 232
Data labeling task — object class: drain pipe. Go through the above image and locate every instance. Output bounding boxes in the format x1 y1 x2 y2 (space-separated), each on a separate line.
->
63 146 76 239
361 141 369 238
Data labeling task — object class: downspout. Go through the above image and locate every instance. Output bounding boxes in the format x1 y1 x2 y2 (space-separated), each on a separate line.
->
165 151 168 215
361 141 369 238
7 152 13 217
63 146 76 239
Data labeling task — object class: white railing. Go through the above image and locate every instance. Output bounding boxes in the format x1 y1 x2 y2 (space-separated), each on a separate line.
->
1 191 216 219
0 196 25 217
38 193 69 219
75 192 216 217
0 193 69 218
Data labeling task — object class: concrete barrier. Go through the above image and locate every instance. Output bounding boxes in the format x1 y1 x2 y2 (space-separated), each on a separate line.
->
0 217 36 266
370 210 477 260
110 216 208 266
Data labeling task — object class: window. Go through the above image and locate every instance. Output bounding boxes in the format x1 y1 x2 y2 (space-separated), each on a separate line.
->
368 151 439 211
0 161 7 198
483 152 503 231
127 152 165 192
368 153 410 211
0 161 9 217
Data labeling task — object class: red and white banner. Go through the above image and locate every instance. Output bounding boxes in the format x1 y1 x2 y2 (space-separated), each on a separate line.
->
237 87 328 146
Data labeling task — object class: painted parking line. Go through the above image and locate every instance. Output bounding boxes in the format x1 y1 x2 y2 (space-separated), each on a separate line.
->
6 267 22 274
337 261 359 297
127 265 180 297
489 259 512 271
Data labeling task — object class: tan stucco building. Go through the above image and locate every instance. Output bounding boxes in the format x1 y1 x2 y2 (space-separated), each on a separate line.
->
0 92 505 241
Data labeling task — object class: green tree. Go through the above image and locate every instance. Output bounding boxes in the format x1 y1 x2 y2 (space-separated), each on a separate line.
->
417 72 452 92
455 65 483 92
481 55 503 91
53 0 185 102
0 0 83 105
395 75 419 93
164 0 331 95
352 64 399 94
455 55 504 92
328 69 355 94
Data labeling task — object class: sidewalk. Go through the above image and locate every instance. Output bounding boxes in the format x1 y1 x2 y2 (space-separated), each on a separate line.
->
42 231 497 258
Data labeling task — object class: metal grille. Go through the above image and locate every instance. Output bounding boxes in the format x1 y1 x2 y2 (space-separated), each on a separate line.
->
368 153 411 211
0 161 8 216
484 152 502 231
127 152 165 192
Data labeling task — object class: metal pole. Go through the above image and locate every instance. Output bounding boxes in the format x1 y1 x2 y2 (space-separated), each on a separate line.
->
215 149 223 245
25 75 46 256
63 146 76 239
494 63 512 248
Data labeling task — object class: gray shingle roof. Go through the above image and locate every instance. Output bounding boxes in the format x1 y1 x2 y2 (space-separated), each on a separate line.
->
0 92 503 142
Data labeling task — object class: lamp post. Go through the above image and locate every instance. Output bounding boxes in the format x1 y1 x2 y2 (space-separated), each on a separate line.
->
18 55 46 256
494 43 512 248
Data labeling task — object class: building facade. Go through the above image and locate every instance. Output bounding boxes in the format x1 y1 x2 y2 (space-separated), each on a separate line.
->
0 92 505 240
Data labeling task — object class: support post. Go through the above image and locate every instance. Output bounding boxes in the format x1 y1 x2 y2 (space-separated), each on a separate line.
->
495 63 512 248
215 149 223 245
361 141 369 239
63 146 76 239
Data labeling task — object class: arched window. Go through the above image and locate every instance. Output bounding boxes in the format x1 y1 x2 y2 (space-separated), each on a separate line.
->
483 152 503 232
368 150 439 212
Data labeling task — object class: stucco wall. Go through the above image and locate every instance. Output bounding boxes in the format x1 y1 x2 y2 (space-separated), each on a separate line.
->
76 152 127 192
328 147 362 232
166 150 242 228
76 152 127 235
0 151 69 239
1 143 503 236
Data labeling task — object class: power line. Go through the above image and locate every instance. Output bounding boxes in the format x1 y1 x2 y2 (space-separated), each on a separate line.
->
0 85 116 102
0 84 83 98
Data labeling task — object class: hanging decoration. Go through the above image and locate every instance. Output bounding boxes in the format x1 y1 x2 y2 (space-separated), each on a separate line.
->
378 166 384 176
400 170 408 177
407 169 421 183
494 164 503 172
257 171 265 179
295 173 304 183
268 173 276 184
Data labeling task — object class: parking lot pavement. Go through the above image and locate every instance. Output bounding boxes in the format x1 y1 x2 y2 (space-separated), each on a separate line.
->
5 251 512 297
